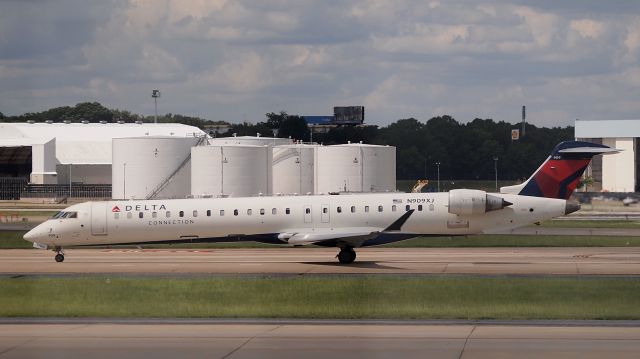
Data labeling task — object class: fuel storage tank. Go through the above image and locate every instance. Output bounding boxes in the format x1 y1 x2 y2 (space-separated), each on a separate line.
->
209 135 293 147
112 136 200 199
315 143 396 193
191 144 272 197
272 144 318 195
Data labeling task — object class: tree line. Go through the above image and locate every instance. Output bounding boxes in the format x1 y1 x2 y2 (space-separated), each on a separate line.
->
1 102 574 181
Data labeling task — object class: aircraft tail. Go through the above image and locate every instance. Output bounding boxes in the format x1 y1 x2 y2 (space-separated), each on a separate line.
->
500 141 619 200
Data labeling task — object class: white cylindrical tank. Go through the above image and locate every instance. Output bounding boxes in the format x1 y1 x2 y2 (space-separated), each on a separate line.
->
112 136 200 199
191 145 272 197
210 136 292 147
315 143 396 193
272 144 318 195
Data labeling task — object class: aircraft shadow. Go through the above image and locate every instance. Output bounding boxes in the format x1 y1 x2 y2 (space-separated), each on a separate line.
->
301 261 399 270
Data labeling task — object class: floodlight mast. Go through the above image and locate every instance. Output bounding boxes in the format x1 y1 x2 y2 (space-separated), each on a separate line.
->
152 90 161 124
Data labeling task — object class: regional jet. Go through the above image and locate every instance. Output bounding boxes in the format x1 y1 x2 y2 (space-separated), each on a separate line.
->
24 141 617 264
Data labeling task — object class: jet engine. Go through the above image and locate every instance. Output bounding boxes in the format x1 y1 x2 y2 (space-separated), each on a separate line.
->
448 189 512 215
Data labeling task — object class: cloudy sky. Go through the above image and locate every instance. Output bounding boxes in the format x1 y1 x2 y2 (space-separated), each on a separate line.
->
1 0 639 127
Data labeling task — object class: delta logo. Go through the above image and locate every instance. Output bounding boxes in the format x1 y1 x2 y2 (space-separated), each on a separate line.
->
112 206 121 213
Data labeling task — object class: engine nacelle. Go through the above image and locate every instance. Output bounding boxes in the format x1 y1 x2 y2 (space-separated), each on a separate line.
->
448 189 511 215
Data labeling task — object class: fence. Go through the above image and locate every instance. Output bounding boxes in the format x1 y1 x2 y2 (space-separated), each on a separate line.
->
20 184 112 199
0 178 28 200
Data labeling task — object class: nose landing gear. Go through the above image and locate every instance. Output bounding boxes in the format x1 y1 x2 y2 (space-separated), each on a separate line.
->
53 247 65 263
337 247 356 264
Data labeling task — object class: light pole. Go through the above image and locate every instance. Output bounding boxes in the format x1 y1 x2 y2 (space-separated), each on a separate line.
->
435 162 441 192
493 156 499 191
152 90 161 124
68 164 72 197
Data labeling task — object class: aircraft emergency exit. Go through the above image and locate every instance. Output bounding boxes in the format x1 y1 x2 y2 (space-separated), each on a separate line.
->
24 141 618 264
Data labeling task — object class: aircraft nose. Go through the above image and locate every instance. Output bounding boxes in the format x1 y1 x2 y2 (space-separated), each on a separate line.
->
24 226 45 243
23 229 37 242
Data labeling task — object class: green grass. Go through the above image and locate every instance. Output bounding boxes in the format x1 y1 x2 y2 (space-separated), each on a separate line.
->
3 230 640 249
1 276 638 319
385 235 640 247
0 231 32 249
541 220 640 229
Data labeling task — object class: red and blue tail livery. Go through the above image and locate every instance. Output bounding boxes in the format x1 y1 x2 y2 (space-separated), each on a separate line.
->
501 141 619 200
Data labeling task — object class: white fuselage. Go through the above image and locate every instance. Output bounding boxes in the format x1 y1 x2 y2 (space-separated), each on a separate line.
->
24 192 567 249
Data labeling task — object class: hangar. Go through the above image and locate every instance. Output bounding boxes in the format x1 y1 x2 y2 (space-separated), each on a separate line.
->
0 122 205 186
575 119 639 192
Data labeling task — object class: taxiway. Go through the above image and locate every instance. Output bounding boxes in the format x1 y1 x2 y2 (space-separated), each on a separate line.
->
1 247 639 275
1 322 639 358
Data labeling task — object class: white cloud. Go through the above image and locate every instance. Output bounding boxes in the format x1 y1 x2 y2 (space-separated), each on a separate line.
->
1 0 639 128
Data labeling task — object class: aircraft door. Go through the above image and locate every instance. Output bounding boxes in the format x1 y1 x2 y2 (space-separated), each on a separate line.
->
303 205 312 224
320 204 330 223
91 202 108 235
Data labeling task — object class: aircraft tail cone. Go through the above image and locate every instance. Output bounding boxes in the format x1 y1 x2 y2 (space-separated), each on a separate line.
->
565 202 581 215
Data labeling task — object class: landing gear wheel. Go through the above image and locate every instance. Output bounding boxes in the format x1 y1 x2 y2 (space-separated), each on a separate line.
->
337 248 356 264
54 253 65 263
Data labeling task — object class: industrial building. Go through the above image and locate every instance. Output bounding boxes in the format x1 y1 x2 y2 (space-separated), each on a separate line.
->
0 122 206 186
0 123 397 200
575 119 639 192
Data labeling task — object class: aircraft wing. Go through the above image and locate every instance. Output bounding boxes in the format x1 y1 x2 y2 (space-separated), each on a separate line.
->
278 209 416 247
277 227 381 246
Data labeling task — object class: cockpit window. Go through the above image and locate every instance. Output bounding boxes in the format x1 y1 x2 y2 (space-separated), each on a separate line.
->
51 211 78 219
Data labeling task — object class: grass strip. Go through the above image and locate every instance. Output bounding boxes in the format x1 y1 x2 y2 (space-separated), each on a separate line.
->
384 235 640 247
3 231 640 249
541 220 640 229
1 276 638 319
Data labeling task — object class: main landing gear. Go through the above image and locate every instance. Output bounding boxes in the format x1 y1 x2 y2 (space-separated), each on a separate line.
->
337 247 357 264
54 247 65 263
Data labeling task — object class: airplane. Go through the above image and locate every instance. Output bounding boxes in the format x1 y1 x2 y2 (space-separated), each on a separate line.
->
23 141 618 264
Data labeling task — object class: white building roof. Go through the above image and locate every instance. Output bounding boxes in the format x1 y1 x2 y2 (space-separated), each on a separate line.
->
0 122 206 165
575 119 640 138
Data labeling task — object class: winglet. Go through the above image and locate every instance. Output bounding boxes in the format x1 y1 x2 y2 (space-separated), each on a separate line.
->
384 209 415 231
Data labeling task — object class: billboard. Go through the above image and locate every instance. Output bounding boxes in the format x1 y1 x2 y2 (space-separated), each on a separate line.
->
333 106 364 125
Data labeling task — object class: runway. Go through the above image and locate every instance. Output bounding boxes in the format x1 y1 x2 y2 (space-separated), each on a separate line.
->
1 247 640 275
1 322 640 358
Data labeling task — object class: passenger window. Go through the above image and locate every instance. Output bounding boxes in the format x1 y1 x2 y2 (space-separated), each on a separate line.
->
220 210 225 216
138 212 144 219
247 209 252 215
365 206 369 213
429 204 434 211
286 208 291 215
179 211 184 218
272 208 277 215
378 205 383 212
152 211 157 218
392 205 397 212
323 207 328 214
114 213 119 220
234 209 238 216
406 205 410 211
207 210 211 217
305 208 310 214
418 205 423 211
260 209 265 215
351 206 356 213
337 206 342 213
193 210 198 217
166 211 171 218
127 212 132 219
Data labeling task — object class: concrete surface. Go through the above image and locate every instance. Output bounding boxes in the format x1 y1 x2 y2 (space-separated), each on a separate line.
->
1 247 639 275
1 323 639 358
